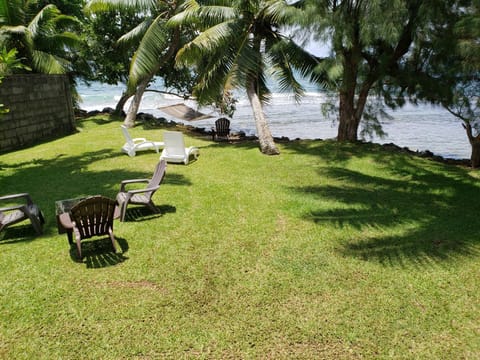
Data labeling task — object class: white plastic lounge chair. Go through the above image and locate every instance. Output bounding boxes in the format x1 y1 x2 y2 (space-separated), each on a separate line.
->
121 125 164 157
160 131 200 165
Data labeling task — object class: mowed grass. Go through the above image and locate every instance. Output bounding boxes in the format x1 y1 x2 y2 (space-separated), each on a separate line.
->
1 115 479 359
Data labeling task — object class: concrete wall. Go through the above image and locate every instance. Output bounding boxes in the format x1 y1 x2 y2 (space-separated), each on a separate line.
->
0 74 75 152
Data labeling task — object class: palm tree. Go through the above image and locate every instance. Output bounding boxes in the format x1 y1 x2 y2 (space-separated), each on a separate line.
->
171 0 318 155
86 0 186 127
0 0 81 74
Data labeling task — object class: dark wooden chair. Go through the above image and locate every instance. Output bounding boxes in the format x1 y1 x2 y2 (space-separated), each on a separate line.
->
70 195 117 259
0 193 44 235
212 117 231 141
116 160 167 222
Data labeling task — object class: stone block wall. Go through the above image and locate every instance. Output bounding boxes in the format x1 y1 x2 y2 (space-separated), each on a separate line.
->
0 74 75 152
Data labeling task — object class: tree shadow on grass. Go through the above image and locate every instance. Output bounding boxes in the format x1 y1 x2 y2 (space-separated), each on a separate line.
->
0 149 192 237
122 204 176 222
285 142 480 267
69 237 129 268
0 225 40 244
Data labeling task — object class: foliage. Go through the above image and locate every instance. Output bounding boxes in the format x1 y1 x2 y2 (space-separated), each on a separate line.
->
173 0 317 106
0 47 31 115
82 9 143 84
386 0 480 167
442 0 480 136
0 77 6 115
295 0 469 142
0 47 31 75
0 0 82 75
35 0 86 20
211 90 237 117
0 116 479 358
172 0 318 154
85 0 198 109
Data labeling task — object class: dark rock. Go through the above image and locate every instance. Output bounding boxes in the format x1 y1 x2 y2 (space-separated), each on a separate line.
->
101 107 115 114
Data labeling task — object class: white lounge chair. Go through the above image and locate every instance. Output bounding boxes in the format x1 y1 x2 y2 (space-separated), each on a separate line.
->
160 131 200 165
121 125 164 157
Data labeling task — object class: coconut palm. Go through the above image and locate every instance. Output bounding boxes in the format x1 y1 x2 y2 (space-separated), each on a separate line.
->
171 0 318 155
86 0 187 127
0 0 81 74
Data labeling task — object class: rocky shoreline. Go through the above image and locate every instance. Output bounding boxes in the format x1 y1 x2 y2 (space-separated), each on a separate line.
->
78 107 472 168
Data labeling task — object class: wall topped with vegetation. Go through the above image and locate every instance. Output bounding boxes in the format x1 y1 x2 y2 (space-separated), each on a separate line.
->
0 74 75 152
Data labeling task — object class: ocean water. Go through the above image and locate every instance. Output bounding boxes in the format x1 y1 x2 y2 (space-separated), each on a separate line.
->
77 81 471 160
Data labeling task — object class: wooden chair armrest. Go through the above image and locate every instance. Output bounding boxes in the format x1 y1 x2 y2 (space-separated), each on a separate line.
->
127 186 160 195
0 204 26 212
0 193 32 205
120 179 149 192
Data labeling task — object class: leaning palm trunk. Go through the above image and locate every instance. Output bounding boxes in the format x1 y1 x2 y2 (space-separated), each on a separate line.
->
246 82 279 155
122 28 181 127
123 79 149 127
114 91 133 116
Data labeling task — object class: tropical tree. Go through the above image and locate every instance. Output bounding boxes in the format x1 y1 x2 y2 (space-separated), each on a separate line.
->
0 0 81 75
0 47 30 75
170 0 319 155
86 0 195 127
82 8 144 114
0 47 30 115
445 0 480 168
444 82 480 168
425 1 479 168
387 0 480 167
296 0 468 142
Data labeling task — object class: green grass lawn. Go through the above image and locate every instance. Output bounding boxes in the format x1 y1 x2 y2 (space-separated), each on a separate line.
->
1 115 479 359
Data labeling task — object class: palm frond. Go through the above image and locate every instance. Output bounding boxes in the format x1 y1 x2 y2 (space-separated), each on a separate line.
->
28 5 61 38
267 41 305 102
0 0 25 26
51 32 82 49
128 15 170 87
0 25 27 35
53 14 82 29
85 0 157 14
117 18 152 47
31 49 67 74
168 0 200 26
176 19 238 66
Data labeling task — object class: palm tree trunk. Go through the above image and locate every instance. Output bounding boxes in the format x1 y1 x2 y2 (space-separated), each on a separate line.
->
246 81 279 155
114 91 132 116
124 79 149 128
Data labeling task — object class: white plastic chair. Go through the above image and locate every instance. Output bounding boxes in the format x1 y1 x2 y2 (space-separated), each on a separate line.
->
160 131 200 165
121 125 164 157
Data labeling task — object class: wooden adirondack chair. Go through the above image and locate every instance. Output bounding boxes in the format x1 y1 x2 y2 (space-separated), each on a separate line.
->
70 195 117 259
212 117 231 141
0 193 44 235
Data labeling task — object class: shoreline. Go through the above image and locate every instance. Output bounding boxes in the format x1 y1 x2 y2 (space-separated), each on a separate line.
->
79 108 472 168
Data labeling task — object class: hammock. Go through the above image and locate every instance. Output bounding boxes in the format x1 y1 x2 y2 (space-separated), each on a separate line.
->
158 103 213 121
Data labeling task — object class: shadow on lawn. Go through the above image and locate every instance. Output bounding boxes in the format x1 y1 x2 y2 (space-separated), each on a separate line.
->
284 141 480 267
69 236 129 268
0 149 191 236
122 204 176 222
0 225 40 245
